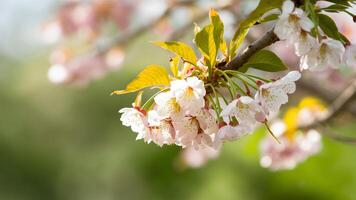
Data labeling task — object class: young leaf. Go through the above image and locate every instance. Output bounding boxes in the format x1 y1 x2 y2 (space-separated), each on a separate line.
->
239 50 287 72
152 41 197 65
318 13 340 40
210 9 226 57
195 24 218 67
112 65 170 95
229 0 284 59
169 56 180 78
195 9 224 68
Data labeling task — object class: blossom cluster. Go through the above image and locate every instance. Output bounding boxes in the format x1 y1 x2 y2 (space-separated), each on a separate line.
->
113 0 356 170
119 70 301 150
273 0 355 71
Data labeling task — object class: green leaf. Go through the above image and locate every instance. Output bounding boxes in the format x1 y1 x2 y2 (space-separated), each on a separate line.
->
240 50 287 72
152 41 197 65
322 4 348 13
229 0 284 59
210 9 226 57
326 0 351 7
112 65 170 95
318 13 340 40
338 32 351 45
169 56 180 78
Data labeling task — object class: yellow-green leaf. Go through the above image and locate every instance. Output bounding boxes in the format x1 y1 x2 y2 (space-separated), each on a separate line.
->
170 56 180 78
111 65 170 95
195 24 217 67
152 41 197 65
195 9 225 68
229 0 284 59
210 9 226 58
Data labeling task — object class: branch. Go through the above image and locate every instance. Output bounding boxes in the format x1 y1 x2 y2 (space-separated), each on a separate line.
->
167 3 233 41
97 6 174 54
219 28 279 70
299 77 356 116
301 77 356 144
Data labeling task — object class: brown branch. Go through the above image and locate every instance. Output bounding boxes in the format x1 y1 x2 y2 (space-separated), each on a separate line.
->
219 28 279 70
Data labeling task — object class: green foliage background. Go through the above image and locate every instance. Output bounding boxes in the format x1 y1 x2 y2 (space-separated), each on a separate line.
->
0 34 356 200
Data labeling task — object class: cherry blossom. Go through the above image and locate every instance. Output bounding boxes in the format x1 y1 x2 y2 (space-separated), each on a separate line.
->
153 91 184 120
170 77 206 116
119 107 148 141
274 0 314 44
147 111 175 146
220 96 266 130
255 71 301 115
217 124 251 142
300 39 345 70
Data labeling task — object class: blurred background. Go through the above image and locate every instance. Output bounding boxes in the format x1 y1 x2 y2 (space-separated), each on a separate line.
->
0 0 356 199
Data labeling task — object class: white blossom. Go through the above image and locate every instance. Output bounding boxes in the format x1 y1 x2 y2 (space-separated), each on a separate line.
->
220 96 266 130
147 110 176 146
170 76 206 116
300 39 345 70
294 31 316 56
196 109 219 135
274 0 314 43
255 71 301 114
173 117 199 148
153 91 183 120
119 107 148 140
217 124 251 141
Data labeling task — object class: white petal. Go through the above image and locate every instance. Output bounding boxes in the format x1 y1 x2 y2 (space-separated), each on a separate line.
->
282 0 295 15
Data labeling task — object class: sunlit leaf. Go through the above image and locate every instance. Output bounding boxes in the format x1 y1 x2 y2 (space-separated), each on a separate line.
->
195 24 217 67
152 41 197 65
170 56 180 78
112 65 170 95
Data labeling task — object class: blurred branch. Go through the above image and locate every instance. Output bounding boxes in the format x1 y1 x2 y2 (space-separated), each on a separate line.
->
167 3 233 41
299 77 356 116
301 76 356 144
97 4 175 54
